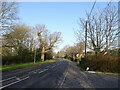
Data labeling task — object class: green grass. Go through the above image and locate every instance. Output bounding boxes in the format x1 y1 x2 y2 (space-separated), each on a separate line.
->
77 65 86 71
0 60 56 71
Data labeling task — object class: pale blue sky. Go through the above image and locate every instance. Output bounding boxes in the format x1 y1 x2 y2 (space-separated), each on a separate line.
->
18 2 117 52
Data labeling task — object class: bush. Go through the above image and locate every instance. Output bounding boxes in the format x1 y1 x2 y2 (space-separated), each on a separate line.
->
67 57 74 61
2 49 34 65
80 54 120 73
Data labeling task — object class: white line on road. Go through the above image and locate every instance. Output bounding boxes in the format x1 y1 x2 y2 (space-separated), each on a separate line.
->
28 69 40 73
46 66 50 68
33 71 37 74
0 76 29 89
88 71 96 74
81 72 94 88
52 65 56 68
35 68 42 72
38 69 48 74
59 61 70 88
0 76 16 82
59 71 68 87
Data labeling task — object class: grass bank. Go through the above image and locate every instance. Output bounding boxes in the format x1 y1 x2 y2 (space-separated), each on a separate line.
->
0 60 56 71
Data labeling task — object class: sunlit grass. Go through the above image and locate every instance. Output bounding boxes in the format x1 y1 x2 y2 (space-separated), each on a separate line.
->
0 59 56 71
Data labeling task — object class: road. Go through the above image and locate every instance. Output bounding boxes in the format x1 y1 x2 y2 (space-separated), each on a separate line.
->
1 59 119 89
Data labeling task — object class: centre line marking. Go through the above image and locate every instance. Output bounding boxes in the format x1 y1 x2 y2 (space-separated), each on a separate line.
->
59 62 70 88
46 66 50 68
0 76 29 89
59 71 68 87
0 76 16 82
38 69 48 74
52 65 56 68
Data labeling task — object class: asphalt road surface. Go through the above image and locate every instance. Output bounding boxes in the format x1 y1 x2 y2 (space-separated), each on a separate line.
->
1 59 119 89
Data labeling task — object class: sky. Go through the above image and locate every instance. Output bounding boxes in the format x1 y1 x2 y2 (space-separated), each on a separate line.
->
18 2 118 52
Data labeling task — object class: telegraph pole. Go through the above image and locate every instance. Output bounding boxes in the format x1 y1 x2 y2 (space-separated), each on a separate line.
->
34 46 36 63
84 0 96 58
85 21 88 57
33 37 38 63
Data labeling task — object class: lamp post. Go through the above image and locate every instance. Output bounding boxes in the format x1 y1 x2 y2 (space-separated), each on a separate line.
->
85 20 88 58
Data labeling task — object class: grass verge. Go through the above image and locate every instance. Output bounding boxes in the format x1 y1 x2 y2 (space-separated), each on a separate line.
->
77 65 86 71
77 64 119 74
0 60 56 71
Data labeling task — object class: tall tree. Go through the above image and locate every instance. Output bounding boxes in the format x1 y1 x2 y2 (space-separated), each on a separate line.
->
0 1 19 32
76 3 119 54
103 3 119 52
2 24 33 56
36 25 61 61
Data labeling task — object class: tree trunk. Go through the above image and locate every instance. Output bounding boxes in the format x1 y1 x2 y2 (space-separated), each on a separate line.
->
105 36 108 52
41 47 45 61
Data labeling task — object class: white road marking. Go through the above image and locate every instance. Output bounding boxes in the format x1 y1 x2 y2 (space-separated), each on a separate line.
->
36 69 40 71
46 65 51 68
0 76 16 82
0 76 29 89
28 71 34 73
28 69 38 73
81 72 94 88
16 78 20 81
59 71 68 87
33 71 37 73
59 61 70 87
88 71 96 74
38 69 48 74
52 65 56 68
28 67 47 74
56 63 60 65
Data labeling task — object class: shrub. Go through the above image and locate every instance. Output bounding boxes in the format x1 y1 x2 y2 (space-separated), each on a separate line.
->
80 54 120 73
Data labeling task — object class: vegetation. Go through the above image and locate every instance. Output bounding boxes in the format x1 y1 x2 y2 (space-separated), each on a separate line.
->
36 25 61 61
74 3 119 73
78 51 120 73
1 2 61 66
1 60 56 71
1 2 119 74
1 2 19 31
56 42 84 60
75 3 119 55
55 2 120 74
77 65 86 71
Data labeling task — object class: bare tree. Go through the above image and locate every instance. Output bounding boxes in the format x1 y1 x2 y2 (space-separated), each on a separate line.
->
0 1 19 33
87 12 105 54
76 42 84 56
76 3 119 54
63 42 84 59
103 3 119 52
65 46 76 58
2 24 33 56
36 25 61 61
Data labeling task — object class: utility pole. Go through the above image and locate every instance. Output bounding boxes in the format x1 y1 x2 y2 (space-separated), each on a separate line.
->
34 46 36 63
85 20 88 57
84 0 96 58
33 38 38 63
